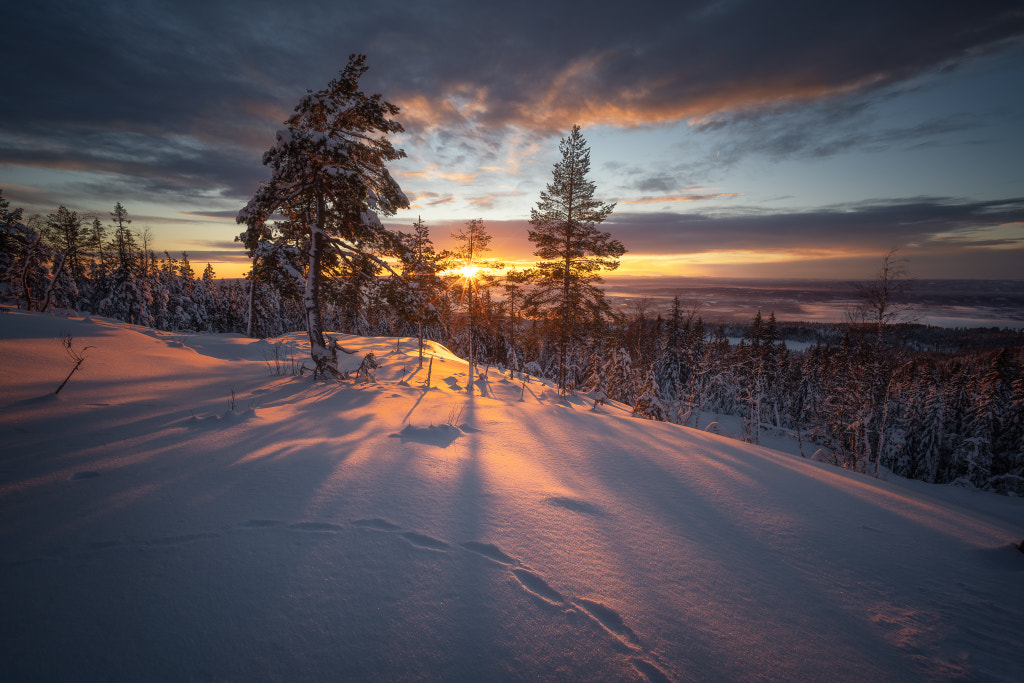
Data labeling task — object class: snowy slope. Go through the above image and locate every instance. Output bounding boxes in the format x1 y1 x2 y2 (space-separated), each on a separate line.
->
1 308 1022 682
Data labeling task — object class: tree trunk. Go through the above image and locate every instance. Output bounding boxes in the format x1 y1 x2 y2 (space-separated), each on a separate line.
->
246 256 257 338
467 280 474 394
39 250 68 313
305 196 331 376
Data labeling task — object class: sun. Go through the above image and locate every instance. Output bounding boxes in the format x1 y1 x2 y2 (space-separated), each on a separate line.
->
459 264 482 279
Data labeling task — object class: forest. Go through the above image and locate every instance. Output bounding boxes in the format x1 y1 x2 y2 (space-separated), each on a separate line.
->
3 185 1023 495
2 54 1022 495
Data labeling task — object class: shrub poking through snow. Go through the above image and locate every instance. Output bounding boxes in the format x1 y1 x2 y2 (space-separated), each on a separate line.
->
54 331 92 395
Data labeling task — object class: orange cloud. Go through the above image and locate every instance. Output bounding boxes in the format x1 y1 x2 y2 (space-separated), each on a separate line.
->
396 164 478 183
397 55 886 137
466 191 527 209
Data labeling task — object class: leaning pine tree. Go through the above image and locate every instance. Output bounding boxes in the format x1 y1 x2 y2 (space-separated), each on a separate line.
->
237 55 409 377
526 125 624 393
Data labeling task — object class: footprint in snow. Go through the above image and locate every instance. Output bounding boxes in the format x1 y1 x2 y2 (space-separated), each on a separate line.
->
352 518 402 531
461 541 517 565
146 532 221 546
512 568 565 605
631 657 671 683
238 519 285 528
288 522 345 533
574 598 641 649
400 532 450 551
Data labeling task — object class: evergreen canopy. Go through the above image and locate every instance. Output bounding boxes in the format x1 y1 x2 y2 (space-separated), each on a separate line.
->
237 54 409 375
526 125 624 392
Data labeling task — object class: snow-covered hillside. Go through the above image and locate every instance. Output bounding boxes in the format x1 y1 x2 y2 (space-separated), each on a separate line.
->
2 308 1022 682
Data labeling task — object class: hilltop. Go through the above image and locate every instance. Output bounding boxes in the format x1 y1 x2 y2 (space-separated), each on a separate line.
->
1 309 1022 681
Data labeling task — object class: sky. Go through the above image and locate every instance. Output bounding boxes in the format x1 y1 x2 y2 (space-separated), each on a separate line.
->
2 0 1024 280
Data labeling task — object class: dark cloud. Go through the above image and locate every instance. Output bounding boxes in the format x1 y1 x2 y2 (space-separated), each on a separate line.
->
695 102 988 165
181 211 244 220
607 197 1024 254
3 0 1022 209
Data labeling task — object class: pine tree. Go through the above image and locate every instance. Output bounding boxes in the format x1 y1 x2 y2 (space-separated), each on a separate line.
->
389 216 444 362
450 218 499 392
40 205 89 309
738 311 783 444
499 268 531 372
84 217 109 311
633 368 668 421
525 125 624 394
0 190 40 307
973 348 1018 485
238 54 408 377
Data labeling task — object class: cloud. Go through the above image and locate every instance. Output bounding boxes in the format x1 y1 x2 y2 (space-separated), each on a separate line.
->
608 197 1024 255
407 193 458 208
618 192 741 205
395 165 479 183
692 101 988 165
465 191 528 210
179 210 243 220
4 0 1021 208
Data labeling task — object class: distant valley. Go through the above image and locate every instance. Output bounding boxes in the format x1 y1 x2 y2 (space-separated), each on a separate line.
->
604 277 1024 328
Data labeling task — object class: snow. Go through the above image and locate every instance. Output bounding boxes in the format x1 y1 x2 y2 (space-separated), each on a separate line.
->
2 307 1022 682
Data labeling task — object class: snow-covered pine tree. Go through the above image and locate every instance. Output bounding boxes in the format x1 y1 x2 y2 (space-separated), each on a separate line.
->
83 217 109 312
98 210 153 327
0 190 41 307
972 348 1019 487
632 368 668 421
919 383 949 483
42 205 90 308
653 296 686 406
192 263 219 332
238 54 408 377
525 125 624 394
601 347 634 406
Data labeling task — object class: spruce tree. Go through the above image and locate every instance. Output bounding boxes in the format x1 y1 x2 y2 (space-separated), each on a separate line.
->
526 125 624 394
238 54 408 376
451 218 499 392
391 216 444 363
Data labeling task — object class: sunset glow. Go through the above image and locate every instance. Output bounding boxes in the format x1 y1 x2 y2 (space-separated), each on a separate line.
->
1 2 1021 280
458 264 483 280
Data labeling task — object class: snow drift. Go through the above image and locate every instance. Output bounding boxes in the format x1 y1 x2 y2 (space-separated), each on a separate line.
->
1 308 1022 681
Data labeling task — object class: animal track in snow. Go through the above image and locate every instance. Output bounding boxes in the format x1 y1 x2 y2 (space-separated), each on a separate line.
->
512 568 565 605
14 511 671 679
238 519 285 528
287 522 345 532
461 541 517 565
146 532 222 546
574 598 641 648
352 518 402 531
631 657 671 682
400 532 450 551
